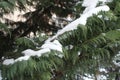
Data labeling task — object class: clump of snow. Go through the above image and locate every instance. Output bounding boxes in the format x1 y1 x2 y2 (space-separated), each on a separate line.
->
52 13 57 21
15 56 30 62
82 0 111 14
1 57 5 60
3 59 15 65
22 40 62 57
35 48 51 56
54 53 64 58
98 15 103 18
42 40 62 52
101 33 106 36
20 48 51 58
99 68 107 73
65 45 73 50
22 49 36 56
58 54 63 58
82 0 98 7
117 29 120 31
66 14 73 22
83 77 93 80
22 40 62 56
83 73 107 80
78 51 81 55
22 48 50 57
82 0 98 13
83 74 94 80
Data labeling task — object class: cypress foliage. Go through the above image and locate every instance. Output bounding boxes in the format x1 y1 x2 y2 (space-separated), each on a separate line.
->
0 0 120 80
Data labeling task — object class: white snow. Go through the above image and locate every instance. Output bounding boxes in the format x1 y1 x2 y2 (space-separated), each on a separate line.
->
0 70 2 80
99 68 107 73
52 13 57 21
78 51 81 55
22 49 37 56
34 48 51 56
83 73 107 80
95 74 107 80
46 5 109 42
21 48 51 57
99 0 113 3
57 54 63 58
42 40 62 52
3 0 110 65
1 1 113 80
3 49 51 65
3 59 15 65
22 48 51 57
65 45 73 49
98 14 103 18
45 0 110 42
41 33 46 36
22 40 62 56
81 0 111 14
82 0 98 13
82 0 98 7
83 74 94 80
3 48 51 65
83 77 93 80
51 13 59 26
66 14 73 21
15 56 30 62
117 29 120 31
101 33 106 36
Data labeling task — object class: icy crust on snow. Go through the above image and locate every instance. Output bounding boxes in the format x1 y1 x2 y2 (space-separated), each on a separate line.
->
3 0 110 65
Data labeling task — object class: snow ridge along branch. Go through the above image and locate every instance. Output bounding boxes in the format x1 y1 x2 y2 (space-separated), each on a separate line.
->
3 0 110 65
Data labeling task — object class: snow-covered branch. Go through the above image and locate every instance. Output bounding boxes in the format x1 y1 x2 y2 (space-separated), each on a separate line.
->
46 5 109 42
3 0 110 65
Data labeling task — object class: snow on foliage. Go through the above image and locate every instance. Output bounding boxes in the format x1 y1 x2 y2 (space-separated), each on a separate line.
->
3 48 51 65
46 6 109 42
3 40 62 65
22 48 51 56
15 56 30 62
3 0 110 65
41 40 62 52
82 0 98 13
3 59 15 65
